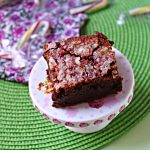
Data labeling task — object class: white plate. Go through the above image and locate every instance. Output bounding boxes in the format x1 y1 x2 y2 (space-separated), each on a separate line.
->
29 48 134 133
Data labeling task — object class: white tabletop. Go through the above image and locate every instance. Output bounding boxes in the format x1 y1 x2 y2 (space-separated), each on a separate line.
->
103 114 150 150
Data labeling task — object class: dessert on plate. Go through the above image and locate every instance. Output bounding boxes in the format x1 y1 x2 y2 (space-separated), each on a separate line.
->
43 32 122 108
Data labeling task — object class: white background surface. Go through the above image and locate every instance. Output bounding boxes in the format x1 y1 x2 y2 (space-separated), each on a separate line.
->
103 114 150 150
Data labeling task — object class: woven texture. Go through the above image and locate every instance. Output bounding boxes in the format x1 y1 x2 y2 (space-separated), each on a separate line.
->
0 0 150 149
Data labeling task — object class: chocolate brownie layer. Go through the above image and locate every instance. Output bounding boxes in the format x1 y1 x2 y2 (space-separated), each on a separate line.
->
43 32 122 107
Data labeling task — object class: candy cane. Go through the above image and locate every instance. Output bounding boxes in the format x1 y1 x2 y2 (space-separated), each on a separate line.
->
17 20 50 49
117 6 150 26
0 20 49 60
70 0 109 15
33 20 49 36
17 22 38 49
26 20 50 60
0 52 12 59
129 6 150 16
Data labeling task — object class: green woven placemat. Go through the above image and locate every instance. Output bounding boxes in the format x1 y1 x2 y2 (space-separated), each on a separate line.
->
0 0 150 149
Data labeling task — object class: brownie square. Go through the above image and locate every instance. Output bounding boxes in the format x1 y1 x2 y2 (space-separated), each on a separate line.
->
43 32 122 107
